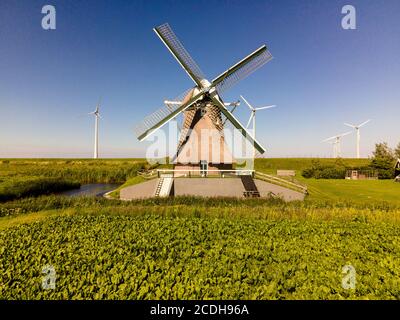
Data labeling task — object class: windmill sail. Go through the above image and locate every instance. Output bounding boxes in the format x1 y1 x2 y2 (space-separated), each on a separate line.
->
212 45 273 94
135 87 203 141
136 23 273 155
154 23 206 87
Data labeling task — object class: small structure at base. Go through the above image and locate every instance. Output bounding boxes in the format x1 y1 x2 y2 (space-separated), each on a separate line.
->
395 159 400 182
277 170 296 177
345 170 378 180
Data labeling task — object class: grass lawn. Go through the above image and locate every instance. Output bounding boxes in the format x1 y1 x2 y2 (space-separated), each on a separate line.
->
304 179 400 204
254 158 371 175
253 158 400 204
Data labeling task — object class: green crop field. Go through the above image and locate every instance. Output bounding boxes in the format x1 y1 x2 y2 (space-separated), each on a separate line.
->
1 158 399 299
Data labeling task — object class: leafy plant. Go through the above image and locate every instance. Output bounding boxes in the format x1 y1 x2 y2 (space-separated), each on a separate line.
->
1 212 399 299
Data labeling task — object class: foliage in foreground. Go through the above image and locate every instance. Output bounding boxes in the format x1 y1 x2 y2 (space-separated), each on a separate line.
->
1 212 399 299
1 194 400 219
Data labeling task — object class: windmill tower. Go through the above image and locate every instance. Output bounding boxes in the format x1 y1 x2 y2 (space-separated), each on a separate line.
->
135 23 273 172
89 100 101 159
344 120 371 158
241 95 276 160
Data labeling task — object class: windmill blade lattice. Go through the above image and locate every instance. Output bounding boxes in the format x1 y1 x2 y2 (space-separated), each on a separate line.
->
213 47 273 95
135 87 197 139
154 23 206 86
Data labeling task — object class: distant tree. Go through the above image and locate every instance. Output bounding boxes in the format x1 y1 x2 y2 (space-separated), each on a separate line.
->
372 142 394 160
371 142 395 179
394 142 400 160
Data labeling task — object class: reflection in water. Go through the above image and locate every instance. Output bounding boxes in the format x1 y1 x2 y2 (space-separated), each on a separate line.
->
58 184 120 197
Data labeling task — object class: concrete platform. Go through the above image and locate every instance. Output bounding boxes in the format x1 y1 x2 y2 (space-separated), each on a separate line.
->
254 180 305 201
174 178 245 198
119 178 305 201
120 179 158 200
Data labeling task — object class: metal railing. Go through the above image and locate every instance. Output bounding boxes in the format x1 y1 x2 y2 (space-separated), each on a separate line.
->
154 169 308 194
156 169 254 178
255 171 308 194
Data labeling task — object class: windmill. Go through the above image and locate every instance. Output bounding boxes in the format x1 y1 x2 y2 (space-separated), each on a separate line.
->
344 120 371 158
323 132 351 158
135 23 273 170
89 99 101 159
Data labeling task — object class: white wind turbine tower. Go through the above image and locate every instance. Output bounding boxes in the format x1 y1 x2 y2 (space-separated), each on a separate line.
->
89 99 101 159
323 131 352 158
240 95 276 159
344 119 371 159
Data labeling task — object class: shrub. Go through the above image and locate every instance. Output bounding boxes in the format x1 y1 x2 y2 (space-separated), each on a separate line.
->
301 160 347 179
313 167 346 179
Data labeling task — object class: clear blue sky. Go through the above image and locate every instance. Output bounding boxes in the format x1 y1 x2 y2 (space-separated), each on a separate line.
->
0 0 399 158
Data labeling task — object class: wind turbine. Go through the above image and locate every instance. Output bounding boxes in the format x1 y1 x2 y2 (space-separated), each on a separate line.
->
89 99 101 159
240 95 276 159
344 119 371 159
323 132 351 158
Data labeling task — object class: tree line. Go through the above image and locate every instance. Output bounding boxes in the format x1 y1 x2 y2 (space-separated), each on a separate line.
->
371 142 400 179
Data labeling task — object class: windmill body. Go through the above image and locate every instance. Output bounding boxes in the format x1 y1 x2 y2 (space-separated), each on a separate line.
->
135 23 273 171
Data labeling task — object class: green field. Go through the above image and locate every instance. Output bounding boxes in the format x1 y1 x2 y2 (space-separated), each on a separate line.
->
254 157 371 174
1 158 399 299
305 179 400 203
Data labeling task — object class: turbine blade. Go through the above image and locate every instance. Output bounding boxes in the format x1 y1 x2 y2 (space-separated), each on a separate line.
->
211 94 266 154
240 95 253 110
323 135 337 142
246 113 254 128
255 105 276 110
224 100 241 107
344 123 355 128
340 131 352 137
358 119 371 128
